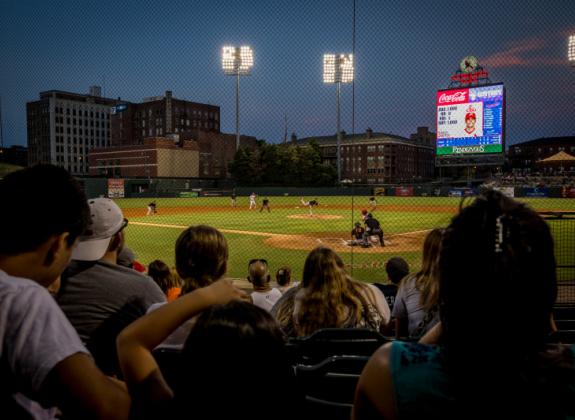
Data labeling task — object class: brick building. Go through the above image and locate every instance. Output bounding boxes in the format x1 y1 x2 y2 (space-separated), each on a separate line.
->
88 137 199 178
508 136 575 174
111 91 220 146
109 91 256 179
27 87 117 175
294 128 436 184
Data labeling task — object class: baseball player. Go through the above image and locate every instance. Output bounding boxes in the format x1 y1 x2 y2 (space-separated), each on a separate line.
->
249 192 257 210
230 192 237 207
349 222 366 246
368 196 377 212
260 197 271 213
364 213 385 247
300 197 319 215
146 201 157 216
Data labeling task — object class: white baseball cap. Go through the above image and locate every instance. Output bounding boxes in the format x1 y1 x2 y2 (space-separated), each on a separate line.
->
72 198 126 261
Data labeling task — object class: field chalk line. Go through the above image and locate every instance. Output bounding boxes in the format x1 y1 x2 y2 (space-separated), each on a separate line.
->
131 221 431 240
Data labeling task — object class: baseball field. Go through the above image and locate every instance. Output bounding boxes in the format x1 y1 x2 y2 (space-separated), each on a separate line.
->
116 195 575 284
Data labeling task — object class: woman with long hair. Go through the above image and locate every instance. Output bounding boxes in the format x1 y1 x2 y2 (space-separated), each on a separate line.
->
353 190 575 419
146 225 230 348
391 228 443 338
118 279 293 419
286 246 390 337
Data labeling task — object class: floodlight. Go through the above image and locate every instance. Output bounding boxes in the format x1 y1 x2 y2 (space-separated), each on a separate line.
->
221 45 254 150
569 35 575 65
222 46 253 75
322 53 354 182
323 53 354 84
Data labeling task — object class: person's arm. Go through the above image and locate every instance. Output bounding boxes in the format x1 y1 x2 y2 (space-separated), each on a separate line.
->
41 353 130 420
418 322 441 345
352 343 396 420
117 279 246 386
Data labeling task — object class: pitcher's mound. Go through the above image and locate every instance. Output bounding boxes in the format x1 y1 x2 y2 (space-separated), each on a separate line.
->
288 214 343 220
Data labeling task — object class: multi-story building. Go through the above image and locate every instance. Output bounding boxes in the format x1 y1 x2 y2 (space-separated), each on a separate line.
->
111 91 220 146
88 137 200 178
26 87 117 175
293 128 436 184
508 136 575 173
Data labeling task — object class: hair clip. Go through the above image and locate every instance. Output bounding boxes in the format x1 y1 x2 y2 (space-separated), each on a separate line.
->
495 215 504 253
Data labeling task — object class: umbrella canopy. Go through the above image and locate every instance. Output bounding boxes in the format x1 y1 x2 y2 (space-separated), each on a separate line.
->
538 151 575 164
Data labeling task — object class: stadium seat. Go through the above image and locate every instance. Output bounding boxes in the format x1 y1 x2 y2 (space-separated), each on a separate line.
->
547 330 575 345
287 328 388 364
152 346 183 389
294 355 370 420
553 305 575 321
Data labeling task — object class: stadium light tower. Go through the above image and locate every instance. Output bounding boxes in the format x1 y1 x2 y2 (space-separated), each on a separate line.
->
568 34 575 66
222 46 254 150
323 53 354 182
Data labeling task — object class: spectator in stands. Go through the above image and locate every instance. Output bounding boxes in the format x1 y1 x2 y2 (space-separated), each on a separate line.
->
117 246 147 273
0 165 129 419
118 282 295 420
147 225 231 349
353 190 575 419
58 198 166 376
248 259 282 311
276 266 299 293
391 228 443 339
373 256 410 311
147 259 182 302
279 246 390 337
176 225 229 294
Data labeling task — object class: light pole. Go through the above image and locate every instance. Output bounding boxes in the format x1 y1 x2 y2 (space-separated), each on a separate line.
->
323 53 354 182
569 34 575 66
222 46 254 151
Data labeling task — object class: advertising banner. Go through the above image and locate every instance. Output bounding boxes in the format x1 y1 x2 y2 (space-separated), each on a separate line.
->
179 191 199 198
395 186 414 197
107 179 125 198
448 188 476 197
436 84 504 155
524 187 549 198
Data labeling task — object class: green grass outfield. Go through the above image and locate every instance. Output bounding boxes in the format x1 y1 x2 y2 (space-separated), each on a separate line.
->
115 196 575 283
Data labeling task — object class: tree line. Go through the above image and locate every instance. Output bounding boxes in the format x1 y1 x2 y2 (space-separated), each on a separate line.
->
228 140 337 186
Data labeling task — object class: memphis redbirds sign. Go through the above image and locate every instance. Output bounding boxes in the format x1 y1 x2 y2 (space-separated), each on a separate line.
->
436 84 505 155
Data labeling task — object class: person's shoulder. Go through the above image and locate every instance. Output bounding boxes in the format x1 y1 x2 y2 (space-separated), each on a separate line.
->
0 270 44 295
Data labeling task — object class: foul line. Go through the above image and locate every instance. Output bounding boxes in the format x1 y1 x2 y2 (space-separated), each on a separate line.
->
130 221 290 238
131 221 432 240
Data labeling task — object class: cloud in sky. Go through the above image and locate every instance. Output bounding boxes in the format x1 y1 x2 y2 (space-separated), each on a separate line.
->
482 36 565 68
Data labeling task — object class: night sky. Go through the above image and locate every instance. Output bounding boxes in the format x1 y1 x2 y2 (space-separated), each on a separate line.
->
1 0 574 147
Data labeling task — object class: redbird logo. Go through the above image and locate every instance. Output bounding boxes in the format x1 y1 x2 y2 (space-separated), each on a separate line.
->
438 91 467 104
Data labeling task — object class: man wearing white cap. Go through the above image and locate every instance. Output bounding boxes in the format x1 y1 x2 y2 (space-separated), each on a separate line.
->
58 198 165 376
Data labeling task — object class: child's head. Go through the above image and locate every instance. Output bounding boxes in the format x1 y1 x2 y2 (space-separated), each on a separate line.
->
275 266 292 287
147 259 179 294
385 257 409 285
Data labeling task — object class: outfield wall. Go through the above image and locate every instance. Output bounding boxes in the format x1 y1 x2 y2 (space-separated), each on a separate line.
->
79 176 575 200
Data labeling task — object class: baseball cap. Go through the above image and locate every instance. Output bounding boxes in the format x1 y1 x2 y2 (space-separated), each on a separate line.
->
72 198 127 261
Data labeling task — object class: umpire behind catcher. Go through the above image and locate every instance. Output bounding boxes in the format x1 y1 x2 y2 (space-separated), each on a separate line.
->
364 213 385 247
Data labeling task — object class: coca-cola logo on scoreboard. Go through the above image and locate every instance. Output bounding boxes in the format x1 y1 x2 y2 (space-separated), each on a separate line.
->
437 90 468 105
